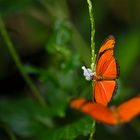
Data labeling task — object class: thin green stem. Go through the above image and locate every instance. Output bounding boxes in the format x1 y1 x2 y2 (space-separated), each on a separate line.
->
87 0 96 71
87 0 96 140
89 121 96 140
0 16 46 106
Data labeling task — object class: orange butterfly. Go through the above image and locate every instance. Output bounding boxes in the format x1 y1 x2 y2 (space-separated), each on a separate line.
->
70 97 140 125
82 36 119 106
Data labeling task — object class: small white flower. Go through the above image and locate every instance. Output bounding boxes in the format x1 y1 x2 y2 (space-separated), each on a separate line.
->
82 66 95 81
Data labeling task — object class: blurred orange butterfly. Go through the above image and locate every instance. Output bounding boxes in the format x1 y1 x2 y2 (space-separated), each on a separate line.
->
70 97 140 125
82 36 120 106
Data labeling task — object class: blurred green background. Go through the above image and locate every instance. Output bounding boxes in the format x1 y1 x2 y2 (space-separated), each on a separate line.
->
0 0 140 140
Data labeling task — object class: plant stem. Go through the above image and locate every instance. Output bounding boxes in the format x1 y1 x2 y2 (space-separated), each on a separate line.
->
0 16 46 107
87 0 96 140
87 0 96 71
89 121 96 140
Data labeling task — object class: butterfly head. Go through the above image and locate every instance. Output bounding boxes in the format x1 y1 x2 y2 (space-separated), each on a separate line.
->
82 66 95 81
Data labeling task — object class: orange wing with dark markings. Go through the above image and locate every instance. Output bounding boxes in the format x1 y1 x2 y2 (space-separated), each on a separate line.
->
70 97 140 125
98 35 115 58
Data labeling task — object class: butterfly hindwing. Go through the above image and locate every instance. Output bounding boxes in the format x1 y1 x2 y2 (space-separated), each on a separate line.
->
93 80 117 106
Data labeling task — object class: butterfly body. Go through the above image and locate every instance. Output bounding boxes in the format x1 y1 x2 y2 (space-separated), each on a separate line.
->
91 36 119 106
94 75 116 81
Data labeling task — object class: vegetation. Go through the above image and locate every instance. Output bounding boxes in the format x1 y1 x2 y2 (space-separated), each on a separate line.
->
0 0 140 139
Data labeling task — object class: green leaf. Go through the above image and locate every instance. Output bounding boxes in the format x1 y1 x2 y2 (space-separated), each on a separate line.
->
46 19 72 54
0 98 67 137
39 117 95 140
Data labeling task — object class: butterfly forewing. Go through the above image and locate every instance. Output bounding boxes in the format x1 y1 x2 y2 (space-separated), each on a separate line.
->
96 50 117 79
98 35 115 58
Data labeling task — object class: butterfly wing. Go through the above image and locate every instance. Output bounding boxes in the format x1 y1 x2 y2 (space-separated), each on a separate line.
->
93 80 117 106
117 96 140 123
98 35 115 58
70 98 117 125
96 50 119 79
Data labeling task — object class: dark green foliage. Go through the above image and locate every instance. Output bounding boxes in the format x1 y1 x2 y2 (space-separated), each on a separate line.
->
0 0 140 140
0 0 34 15
39 117 94 140
0 98 66 136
